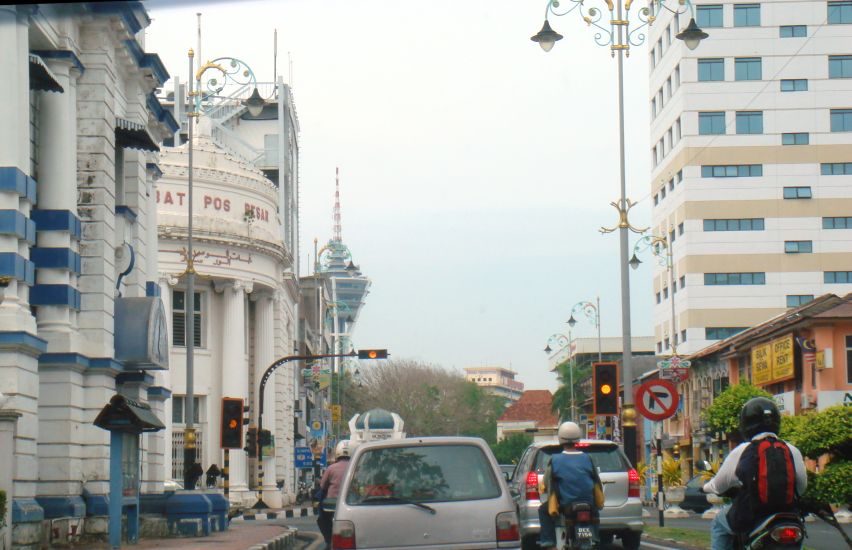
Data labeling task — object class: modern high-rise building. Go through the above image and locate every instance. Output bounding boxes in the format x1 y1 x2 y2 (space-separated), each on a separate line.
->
648 0 852 355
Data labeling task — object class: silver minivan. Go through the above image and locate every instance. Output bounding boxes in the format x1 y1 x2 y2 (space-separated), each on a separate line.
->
329 436 521 549
511 439 643 550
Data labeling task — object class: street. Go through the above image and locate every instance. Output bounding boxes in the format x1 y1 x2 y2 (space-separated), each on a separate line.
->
269 509 852 550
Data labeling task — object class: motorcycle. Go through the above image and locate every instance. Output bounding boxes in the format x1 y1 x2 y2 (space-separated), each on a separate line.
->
555 502 596 550
295 481 311 505
701 477 805 550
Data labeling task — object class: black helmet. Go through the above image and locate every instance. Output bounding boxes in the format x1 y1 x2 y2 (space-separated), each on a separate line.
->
739 397 781 440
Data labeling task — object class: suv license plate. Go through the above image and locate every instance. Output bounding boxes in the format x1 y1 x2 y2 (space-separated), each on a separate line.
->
576 527 593 539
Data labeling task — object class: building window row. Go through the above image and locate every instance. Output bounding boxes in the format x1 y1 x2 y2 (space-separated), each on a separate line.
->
781 78 808 92
706 327 747 340
653 169 684 206
651 63 681 119
782 132 809 145
701 164 762 178
703 218 764 231
823 216 852 228
784 240 813 253
822 162 852 175
787 294 815 307
696 2 848 30
698 57 762 81
705 272 766 285
783 186 812 199
825 271 852 283
173 290 204 348
652 116 682 166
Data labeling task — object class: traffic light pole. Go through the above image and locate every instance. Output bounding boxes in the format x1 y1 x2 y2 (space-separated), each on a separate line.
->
252 350 359 510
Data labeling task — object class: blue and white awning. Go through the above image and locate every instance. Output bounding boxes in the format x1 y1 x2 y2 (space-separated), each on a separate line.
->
29 54 64 93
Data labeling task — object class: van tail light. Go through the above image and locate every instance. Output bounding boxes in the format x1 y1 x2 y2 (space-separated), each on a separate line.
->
496 511 520 542
770 525 803 544
628 468 640 498
575 510 592 523
332 519 356 550
525 471 540 501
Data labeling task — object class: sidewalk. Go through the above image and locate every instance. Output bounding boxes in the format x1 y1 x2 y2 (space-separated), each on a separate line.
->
85 522 292 550
235 504 317 521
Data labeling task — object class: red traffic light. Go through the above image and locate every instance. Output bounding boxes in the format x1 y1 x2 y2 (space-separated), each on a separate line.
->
357 349 388 360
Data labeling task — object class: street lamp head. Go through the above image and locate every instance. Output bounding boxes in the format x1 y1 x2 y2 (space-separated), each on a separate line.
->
243 87 265 116
544 344 552 354
629 253 642 270
676 18 708 50
531 20 563 52
567 314 577 328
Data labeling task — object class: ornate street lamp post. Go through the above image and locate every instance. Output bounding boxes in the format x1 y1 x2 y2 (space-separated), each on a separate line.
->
530 0 707 467
567 298 603 362
630 233 678 354
182 51 265 489
544 332 575 421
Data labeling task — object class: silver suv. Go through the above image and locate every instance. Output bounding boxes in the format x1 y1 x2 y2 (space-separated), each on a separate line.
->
510 439 643 550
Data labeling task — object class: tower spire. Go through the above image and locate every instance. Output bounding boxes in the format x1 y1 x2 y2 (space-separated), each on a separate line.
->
332 167 342 243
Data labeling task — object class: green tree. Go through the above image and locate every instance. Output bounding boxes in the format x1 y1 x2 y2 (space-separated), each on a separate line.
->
702 383 772 436
491 433 532 465
349 360 506 441
780 405 852 460
551 360 590 420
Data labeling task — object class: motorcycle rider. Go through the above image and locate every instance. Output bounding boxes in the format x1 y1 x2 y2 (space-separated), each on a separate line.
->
703 397 808 550
538 421 601 550
317 440 357 549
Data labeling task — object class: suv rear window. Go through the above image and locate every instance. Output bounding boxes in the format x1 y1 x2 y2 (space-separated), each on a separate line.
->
346 444 501 505
534 445 628 474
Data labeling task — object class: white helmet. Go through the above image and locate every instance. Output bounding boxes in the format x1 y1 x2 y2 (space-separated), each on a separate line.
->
557 421 582 445
335 439 357 459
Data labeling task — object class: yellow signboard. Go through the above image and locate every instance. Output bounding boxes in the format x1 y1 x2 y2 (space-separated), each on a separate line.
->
771 334 795 383
751 343 773 385
331 404 341 422
816 350 825 370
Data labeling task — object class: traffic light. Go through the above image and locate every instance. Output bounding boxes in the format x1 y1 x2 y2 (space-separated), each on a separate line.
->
221 398 243 449
593 362 619 416
357 349 388 359
244 427 257 458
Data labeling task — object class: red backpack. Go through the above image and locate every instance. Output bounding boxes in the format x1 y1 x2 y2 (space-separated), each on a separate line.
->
728 436 798 532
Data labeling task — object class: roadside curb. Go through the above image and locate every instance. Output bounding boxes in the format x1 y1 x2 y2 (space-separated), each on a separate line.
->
234 507 316 521
245 527 299 550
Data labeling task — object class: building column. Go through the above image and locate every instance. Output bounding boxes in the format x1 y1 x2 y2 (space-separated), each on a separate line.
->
253 290 280 507
216 279 251 498
33 56 82 352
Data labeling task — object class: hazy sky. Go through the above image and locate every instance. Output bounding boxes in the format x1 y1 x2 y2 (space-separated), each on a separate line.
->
144 0 655 391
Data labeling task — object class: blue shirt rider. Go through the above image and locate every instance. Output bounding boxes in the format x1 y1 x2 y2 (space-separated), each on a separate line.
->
538 422 601 550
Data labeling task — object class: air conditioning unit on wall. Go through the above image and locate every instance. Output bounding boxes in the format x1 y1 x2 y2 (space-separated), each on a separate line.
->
800 393 814 410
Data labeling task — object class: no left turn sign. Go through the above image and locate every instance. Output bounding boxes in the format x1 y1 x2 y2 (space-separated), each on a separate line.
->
635 379 680 421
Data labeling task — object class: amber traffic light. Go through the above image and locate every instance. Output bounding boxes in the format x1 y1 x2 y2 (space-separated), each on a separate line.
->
221 397 243 449
593 362 619 416
357 349 388 360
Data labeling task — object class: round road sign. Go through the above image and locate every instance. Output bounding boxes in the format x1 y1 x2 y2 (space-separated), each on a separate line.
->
635 379 679 421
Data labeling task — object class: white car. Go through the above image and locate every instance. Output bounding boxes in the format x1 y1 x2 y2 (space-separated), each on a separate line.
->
328 436 521 549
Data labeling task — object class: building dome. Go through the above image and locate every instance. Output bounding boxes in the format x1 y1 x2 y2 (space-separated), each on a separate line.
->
354 408 396 430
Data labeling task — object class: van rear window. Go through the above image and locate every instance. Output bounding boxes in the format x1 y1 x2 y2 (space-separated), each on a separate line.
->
346 444 501 505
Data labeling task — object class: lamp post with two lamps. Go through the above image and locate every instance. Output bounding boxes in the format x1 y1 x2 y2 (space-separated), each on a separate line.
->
182 50 265 489
567 298 603 362
530 0 707 466
544 332 575 422
629 233 678 354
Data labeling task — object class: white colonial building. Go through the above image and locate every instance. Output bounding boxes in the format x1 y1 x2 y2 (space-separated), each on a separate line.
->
158 100 300 507
0 3 176 548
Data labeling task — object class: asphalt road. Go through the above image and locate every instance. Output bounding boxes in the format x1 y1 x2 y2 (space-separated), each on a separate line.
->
275 514 683 550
